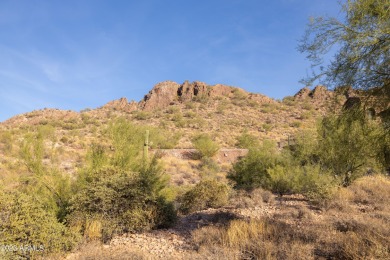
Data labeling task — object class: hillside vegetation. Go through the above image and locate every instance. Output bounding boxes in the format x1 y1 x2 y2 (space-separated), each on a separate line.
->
0 79 389 259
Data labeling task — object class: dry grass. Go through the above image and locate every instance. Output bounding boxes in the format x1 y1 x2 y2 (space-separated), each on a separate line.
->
191 175 390 260
229 188 275 209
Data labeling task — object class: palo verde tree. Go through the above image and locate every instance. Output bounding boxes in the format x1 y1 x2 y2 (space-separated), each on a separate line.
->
299 0 390 106
300 0 390 177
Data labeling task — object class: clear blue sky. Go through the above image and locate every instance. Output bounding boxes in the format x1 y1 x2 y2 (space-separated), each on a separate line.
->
0 0 342 122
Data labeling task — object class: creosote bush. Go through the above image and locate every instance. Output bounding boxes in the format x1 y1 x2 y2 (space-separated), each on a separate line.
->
70 157 176 242
227 140 282 190
235 131 260 149
192 134 220 159
0 191 80 259
179 179 230 214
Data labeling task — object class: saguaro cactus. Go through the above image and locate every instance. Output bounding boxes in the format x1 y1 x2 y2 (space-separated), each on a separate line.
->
143 130 149 162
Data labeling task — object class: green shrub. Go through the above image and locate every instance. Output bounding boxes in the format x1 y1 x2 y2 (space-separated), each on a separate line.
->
0 130 13 154
106 118 180 168
166 106 181 114
70 157 176 242
232 88 247 100
267 165 296 196
179 180 230 214
19 128 73 222
184 102 196 109
216 102 228 114
262 123 273 132
294 165 335 201
236 131 260 149
290 121 302 128
193 94 209 104
267 164 335 199
184 111 196 118
133 111 151 120
318 108 385 186
0 191 80 259
282 96 295 106
199 157 220 173
227 140 283 190
193 134 220 158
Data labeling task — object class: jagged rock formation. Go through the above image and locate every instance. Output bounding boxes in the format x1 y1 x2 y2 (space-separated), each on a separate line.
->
294 85 334 101
138 80 275 111
102 97 138 113
294 87 311 100
139 81 181 111
177 81 209 102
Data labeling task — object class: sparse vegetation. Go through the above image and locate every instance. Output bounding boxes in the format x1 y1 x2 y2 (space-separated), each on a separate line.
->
1 15 389 257
178 179 230 214
192 134 220 159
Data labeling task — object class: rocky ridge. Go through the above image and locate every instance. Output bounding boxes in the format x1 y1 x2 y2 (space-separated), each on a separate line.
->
1 81 337 127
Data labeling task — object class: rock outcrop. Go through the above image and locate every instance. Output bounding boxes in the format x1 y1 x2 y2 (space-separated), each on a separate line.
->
139 81 180 111
294 87 311 100
102 97 138 113
177 81 209 102
294 85 334 101
138 80 269 111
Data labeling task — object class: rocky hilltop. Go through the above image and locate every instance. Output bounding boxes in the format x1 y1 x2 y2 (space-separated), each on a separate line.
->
104 80 276 112
4 80 386 129
1 80 349 154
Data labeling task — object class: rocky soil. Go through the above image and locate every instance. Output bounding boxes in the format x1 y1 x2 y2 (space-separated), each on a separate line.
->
64 194 324 260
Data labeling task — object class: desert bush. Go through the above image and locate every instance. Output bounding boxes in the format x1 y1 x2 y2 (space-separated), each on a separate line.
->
86 143 108 172
227 140 283 190
294 165 335 202
0 130 13 154
193 94 209 104
179 180 230 214
106 118 180 169
133 111 152 120
166 106 180 114
0 191 80 259
282 96 295 106
113 121 178 149
262 123 273 132
70 157 176 242
229 188 274 208
192 134 219 158
172 113 186 128
290 121 302 128
199 157 220 173
229 137 336 200
216 102 228 114
267 165 297 196
235 131 260 149
184 102 196 109
18 128 74 222
107 119 144 170
267 164 335 200
317 108 385 186
20 131 45 175
184 111 196 118
232 88 247 100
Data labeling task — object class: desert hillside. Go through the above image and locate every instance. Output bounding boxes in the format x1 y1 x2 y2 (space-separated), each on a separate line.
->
0 81 344 180
0 81 389 260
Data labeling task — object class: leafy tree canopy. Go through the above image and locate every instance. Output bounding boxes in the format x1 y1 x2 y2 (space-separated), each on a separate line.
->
299 0 390 103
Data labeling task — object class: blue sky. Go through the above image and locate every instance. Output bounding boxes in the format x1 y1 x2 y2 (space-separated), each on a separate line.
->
0 0 342 122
